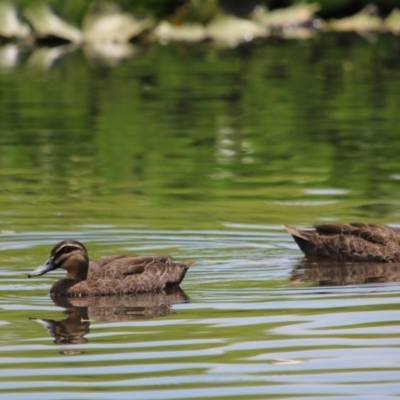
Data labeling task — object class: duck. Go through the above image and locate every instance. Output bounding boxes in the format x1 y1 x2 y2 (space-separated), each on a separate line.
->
283 223 400 263
28 239 194 296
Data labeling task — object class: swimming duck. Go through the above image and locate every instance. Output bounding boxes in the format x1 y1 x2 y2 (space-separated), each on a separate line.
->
283 223 400 262
28 240 194 296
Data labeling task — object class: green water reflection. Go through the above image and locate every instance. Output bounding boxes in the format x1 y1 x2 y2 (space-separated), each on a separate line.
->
1 34 400 231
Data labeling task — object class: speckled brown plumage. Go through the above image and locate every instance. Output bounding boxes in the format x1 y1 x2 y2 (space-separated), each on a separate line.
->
28 239 194 296
283 223 400 262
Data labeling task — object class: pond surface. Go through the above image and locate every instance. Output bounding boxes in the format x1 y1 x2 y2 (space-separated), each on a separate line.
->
1 34 400 399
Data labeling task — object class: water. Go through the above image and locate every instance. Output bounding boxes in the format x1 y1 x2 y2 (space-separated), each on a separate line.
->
1 34 400 399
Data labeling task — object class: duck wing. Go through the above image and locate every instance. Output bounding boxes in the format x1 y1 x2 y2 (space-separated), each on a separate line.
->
314 223 400 245
90 255 185 277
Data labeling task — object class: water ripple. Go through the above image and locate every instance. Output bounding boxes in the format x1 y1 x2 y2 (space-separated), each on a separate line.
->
0 226 400 399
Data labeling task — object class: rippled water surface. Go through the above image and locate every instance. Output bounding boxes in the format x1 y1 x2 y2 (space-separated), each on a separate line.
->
3 227 400 399
1 34 400 399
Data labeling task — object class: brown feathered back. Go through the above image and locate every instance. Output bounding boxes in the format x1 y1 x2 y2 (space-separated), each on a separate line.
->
60 255 193 296
283 223 400 262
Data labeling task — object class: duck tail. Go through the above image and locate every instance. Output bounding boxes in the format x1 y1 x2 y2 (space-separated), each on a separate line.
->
283 225 315 256
282 225 310 241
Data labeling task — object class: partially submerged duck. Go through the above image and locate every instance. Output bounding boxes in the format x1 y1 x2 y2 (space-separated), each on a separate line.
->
283 223 400 262
28 240 193 296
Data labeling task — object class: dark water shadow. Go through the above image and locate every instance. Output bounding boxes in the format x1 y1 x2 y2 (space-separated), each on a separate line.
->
290 259 400 286
30 288 189 347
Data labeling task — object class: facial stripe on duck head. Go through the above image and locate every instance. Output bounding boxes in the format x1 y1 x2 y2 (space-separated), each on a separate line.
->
28 240 89 280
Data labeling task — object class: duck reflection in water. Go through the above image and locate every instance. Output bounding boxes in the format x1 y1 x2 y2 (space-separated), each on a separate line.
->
290 259 400 286
30 288 189 348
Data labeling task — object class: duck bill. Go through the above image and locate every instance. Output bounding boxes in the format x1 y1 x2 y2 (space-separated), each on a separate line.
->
28 257 57 278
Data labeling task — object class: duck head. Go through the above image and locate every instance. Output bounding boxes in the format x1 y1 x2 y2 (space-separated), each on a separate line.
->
28 240 89 281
